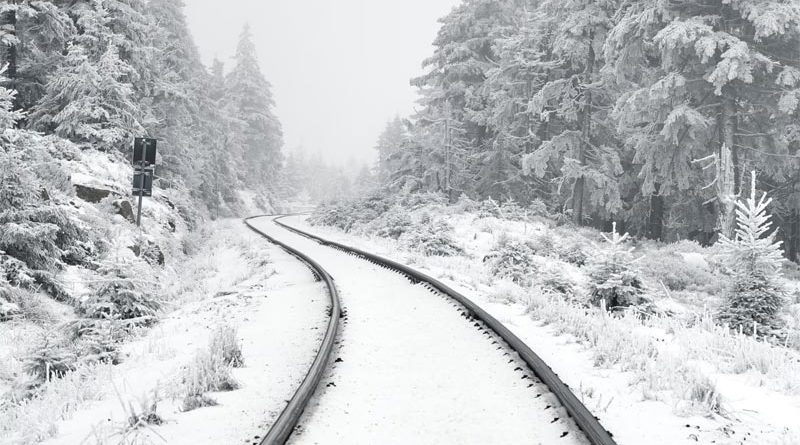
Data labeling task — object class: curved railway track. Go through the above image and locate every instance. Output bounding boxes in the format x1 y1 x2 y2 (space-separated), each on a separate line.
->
247 215 617 445
244 217 342 445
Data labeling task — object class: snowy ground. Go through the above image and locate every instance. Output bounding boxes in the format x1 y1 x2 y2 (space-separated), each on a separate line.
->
285 214 800 445
249 216 590 445
7 220 329 445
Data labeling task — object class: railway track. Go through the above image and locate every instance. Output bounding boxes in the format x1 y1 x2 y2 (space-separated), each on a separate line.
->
244 217 342 445
246 215 617 445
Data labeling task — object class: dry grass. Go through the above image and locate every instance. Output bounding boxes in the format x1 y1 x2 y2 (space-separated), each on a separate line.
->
179 324 242 412
0 363 110 445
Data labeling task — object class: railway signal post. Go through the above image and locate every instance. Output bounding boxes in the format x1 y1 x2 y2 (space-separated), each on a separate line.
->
132 137 157 227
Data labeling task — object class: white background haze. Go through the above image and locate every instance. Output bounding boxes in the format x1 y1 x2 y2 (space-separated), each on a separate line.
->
184 0 461 172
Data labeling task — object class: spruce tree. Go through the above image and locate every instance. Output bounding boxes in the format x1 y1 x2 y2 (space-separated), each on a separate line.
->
225 24 283 190
607 0 800 239
521 0 623 224
717 172 786 337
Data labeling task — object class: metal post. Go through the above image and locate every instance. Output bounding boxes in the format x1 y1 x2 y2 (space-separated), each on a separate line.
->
136 163 144 227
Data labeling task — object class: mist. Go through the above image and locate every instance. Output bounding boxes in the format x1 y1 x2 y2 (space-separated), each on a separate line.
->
184 0 461 175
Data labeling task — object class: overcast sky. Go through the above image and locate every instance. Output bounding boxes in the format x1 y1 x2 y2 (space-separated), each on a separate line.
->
184 0 460 172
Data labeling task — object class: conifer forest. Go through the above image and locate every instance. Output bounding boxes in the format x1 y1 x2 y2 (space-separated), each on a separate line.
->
2 1 800 445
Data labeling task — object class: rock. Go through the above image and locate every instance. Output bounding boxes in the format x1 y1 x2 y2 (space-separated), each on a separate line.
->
128 241 165 266
74 184 115 203
113 199 135 223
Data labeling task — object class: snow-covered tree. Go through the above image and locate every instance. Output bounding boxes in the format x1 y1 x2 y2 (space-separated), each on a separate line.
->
607 0 800 239
225 23 283 189
29 42 144 150
587 222 646 310
717 172 786 336
375 117 406 184
521 0 623 224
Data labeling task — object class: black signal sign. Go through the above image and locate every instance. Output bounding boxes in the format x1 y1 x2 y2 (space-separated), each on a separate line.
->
133 169 153 197
133 138 157 166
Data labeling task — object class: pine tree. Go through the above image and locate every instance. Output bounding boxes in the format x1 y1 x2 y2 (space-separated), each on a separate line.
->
587 222 646 310
375 117 407 184
27 1 145 151
29 42 144 150
521 0 623 224
607 0 800 239
717 172 786 336
225 24 283 189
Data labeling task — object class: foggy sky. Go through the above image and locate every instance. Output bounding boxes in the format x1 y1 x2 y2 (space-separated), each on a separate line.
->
184 0 460 172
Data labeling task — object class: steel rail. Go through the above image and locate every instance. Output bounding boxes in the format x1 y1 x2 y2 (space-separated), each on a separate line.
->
244 216 342 445
272 215 618 445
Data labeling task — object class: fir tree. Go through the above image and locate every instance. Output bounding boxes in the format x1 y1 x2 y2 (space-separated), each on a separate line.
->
225 24 283 189
587 222 646 310
607 0 800 239
717 172 786 336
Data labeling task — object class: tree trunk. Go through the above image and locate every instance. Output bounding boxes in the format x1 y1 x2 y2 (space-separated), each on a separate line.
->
717 93 738 238
573 38 595 225
2 5 18 113
648 183 664 241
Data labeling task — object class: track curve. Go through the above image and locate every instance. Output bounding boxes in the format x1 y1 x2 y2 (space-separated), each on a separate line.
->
244 216 341 445
271 215 618 445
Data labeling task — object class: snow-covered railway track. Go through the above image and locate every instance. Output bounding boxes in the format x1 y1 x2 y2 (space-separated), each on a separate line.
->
247 215 617 445
244 217 342 445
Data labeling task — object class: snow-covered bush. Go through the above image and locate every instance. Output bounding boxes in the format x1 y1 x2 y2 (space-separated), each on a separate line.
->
401 217 463 257
540 268 577 298
81 253 161 325
181 332 239 411
556 242 588 266
587 223 646 309
23 340 77 384
717 174 786 337
638 252 717 292
476 198 501 218
364 205 412 239
209 324 243 368
484 239 538 286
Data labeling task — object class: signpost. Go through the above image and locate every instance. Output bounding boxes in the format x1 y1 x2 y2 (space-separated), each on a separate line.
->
132 138 157 227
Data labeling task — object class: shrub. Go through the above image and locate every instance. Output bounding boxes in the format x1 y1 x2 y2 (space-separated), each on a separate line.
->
476 198 501 218
24 340 77 384
181 346 238 412
210 325 244 368
401 218 463 257
540 269 576 298
638 251 717 292
557 242 588 266
587 223 647 310
365 205 412 239
1 286 59 324
484 240 537 286
81 255 160 325
717 173 786 337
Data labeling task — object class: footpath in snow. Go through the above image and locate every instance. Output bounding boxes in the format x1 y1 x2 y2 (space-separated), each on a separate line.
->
36 220 328 445
249 216 590 445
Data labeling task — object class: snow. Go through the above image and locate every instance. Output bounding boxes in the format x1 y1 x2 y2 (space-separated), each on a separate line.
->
249 216 590 445
284 214 800 445
31 220 328 445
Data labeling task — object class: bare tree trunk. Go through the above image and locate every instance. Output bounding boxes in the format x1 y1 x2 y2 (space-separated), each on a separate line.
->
573 38 595 225
648 183 664 241
2 4 18 114
717 93 738 238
